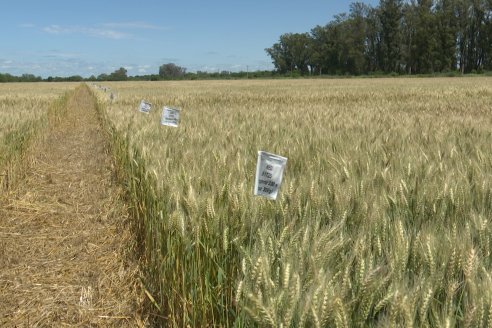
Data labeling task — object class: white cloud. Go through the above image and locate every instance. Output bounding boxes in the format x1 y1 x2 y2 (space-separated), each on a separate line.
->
92 28 128 39
43 51 81 59
43 25 65 34
101 22 165 30
136 64 151 74
19 23 35 28
41 21 167 40
0 57 111 77
43 24 129 40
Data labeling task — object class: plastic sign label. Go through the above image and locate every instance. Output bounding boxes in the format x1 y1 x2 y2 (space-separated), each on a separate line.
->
139 100 152 114
254 151 287 200
161 106 180 127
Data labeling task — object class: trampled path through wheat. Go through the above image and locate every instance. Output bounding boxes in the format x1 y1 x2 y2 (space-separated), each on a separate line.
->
0 86 144 327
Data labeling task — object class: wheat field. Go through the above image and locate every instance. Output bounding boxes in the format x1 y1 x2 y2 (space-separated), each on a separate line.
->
0 83 75 189
92 78 492 327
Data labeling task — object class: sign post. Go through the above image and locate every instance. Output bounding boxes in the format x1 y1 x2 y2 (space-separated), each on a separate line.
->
139 100 152 114
254 151 287 200
161 106 180 127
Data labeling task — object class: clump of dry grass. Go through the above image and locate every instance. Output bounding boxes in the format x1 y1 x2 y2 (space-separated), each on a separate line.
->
93 77 492 327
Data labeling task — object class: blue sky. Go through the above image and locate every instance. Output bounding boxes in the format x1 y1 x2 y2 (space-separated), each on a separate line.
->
0 0 379 77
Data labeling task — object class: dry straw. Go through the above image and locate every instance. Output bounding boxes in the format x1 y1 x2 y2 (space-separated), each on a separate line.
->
0 84 145 326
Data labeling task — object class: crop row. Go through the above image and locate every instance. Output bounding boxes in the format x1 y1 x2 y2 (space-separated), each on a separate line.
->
0 83 75 190
93 78 492 327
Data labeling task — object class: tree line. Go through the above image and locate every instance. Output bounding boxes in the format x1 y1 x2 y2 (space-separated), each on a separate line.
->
0 64 276 83
266 0 492 75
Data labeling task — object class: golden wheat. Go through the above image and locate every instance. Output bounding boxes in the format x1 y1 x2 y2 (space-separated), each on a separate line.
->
92 77 492 327
0 83 75 189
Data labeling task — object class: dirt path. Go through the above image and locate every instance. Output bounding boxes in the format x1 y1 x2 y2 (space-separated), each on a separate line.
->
0 86 144 327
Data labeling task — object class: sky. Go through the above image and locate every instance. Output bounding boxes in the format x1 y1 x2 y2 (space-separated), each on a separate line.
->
0 0 379 78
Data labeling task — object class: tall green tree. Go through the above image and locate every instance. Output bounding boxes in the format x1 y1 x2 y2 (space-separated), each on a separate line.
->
401 1 418 73
266 33 313 75
159 63 186 79
379 0 404 73
347 2 371 74
467 0 491 71
453 0 491 72
365 6 384 72
485 1 492 70
434 0 458 71
310 23 345 74
310 7 371 76
108 67 128 81
265 0 492 75
415 0 437 73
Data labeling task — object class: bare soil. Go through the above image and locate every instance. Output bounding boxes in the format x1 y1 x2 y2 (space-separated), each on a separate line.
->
0 86 145 327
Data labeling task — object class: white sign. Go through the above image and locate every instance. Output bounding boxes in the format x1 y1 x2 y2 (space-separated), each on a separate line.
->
254 151 287 200
161 106 180 127
139 100 152 114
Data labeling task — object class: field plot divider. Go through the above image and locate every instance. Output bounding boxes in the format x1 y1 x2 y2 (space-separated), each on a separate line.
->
0 88 73 192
